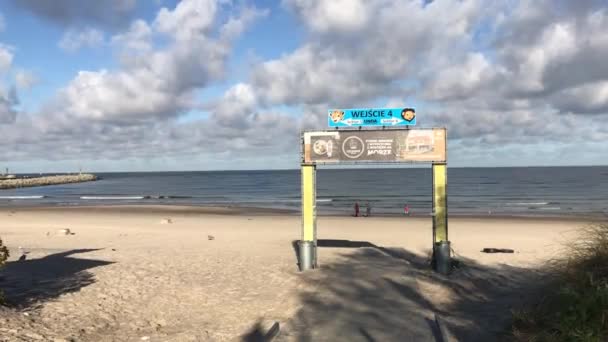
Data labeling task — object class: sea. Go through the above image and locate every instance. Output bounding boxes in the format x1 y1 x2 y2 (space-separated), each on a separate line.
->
0 166 607 218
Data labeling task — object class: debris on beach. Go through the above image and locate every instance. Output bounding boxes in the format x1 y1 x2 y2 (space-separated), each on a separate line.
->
208 235 215 241
481 248 514 253
243 321 281 341
266 321 280 341
160 218 173 224
57 228 74 236
154 318 167 328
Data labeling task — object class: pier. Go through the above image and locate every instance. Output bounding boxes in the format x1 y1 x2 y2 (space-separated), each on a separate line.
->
0 174 97 189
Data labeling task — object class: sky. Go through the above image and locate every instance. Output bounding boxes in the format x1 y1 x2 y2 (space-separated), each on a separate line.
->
0 0 607 172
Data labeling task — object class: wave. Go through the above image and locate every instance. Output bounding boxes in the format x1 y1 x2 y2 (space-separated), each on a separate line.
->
80 196 148 200
511 202 549 206
0 195 46 199
149 195 193 199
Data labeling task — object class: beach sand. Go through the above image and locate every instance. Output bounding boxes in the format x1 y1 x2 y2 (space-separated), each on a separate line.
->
0 206 592 341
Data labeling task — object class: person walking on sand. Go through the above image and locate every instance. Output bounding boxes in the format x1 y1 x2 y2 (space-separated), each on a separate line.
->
365 202 371 217
354 202 360 217
404 203 410 216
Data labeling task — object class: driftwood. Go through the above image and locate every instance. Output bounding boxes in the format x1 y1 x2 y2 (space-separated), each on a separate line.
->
481 248 515 253
265 322 280 341
243 321 280 342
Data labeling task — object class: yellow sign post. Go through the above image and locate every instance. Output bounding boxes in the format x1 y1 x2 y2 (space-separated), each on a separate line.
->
432 163 448 243
432 162 450 274
299 164 317 270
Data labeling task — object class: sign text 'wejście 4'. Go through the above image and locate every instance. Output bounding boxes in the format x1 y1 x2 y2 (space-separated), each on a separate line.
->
328 108 417 128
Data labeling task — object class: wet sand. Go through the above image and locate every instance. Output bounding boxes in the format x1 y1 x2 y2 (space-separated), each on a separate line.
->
0 206 590 341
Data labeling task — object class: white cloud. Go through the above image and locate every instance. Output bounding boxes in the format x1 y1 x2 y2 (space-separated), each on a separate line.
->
0 0 281 163
251 44 391 107
0 44 13 73
0 85 18 124
236 0 608 154
0 39 18 124
58 28 105 52
211 83 258 127
552 81 608 114
423 53 500 101
251 0 487 108
60 69 191 122
284 0 369 34
220 6 269 40
57 0 265 124
111 20 153 52
2 0 608 168
15 70 38 90
154 0 218 41
480 1 608 101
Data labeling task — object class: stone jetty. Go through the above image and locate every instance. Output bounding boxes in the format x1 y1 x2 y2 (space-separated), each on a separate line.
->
0 174 97 189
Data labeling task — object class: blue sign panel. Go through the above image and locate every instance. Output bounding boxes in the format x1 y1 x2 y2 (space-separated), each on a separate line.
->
328 108 416 127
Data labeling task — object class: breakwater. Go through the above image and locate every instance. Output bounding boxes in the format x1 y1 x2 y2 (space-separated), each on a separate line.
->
0 174 97 190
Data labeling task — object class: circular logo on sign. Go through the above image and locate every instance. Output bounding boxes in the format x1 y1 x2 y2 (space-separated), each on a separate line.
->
342 136 365 159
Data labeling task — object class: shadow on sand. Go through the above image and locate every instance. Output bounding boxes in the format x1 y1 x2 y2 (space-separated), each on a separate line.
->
241 322 267 342
242 321 281 342
283 239 543 342
0 249 113 309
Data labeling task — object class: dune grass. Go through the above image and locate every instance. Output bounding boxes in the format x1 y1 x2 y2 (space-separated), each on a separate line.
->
511 223 608 341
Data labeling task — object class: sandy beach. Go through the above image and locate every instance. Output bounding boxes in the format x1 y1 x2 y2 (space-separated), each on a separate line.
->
0 206 593 341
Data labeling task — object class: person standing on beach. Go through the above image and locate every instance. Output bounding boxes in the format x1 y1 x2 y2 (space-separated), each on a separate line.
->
354 202 360 217
365 202 371 217
404 204 410 216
